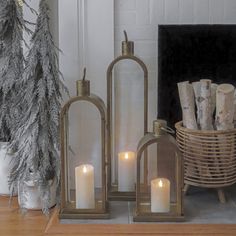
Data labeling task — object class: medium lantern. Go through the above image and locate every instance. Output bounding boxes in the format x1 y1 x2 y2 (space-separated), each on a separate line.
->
59 69 109 219
107 31 148 201
134 120 184 222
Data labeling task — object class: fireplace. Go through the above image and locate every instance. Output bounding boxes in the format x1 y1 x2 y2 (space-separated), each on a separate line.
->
158 25 236 127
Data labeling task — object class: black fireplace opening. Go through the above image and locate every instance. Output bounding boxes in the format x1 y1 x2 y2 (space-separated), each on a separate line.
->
158 24 236 128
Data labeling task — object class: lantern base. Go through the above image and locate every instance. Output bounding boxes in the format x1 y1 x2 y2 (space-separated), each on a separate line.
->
108 192 136 201
108 185 136 201
133 210 185 222
59 211 110 220
59 207 110 220
59 201 110 220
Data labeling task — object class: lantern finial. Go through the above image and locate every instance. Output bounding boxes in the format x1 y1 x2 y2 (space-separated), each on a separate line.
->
122 30 134 56
124 30 128 43
76 68 90 97
82 67 86 81
153 119 167 136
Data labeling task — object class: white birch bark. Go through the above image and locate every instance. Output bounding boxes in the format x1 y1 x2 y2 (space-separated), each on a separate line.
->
192 82 201 126
199 80 214 177
233 91 236 127
211 83 218 117
178 82 199 178
215 84 235 130
178 81 198 130
199 79 213 130
211 84 220 176
215 84 235 181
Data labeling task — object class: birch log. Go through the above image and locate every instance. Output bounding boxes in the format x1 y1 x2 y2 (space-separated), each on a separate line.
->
210 83 220 176
233 91 236 127
192 82 201 126
215 84 235 130
215 84 235 181
211 83 218 117
178 81 198 129
178 82 199 180
199 79 213 130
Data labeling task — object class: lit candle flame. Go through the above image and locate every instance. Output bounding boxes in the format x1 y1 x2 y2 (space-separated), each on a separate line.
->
125 153 129 159
158 180 163 188
83 165 87 173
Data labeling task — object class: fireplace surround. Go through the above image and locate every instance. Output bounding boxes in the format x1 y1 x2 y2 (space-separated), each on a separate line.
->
158 25 236 127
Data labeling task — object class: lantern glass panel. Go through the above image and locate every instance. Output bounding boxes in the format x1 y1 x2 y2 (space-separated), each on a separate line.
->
66 101 103 210
111 61 145 189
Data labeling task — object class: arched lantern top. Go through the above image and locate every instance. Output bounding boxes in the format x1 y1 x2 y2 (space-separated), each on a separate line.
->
60 94 106 121
61 68 106 120
107 31 148 82
107 55 148 80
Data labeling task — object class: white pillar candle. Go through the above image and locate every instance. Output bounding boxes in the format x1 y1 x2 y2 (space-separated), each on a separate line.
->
118 151 136 191
151 178 170 213
75 164 95 209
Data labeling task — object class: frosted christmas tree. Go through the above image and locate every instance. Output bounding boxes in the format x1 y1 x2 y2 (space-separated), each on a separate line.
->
0 0 26 141
10 0 67 213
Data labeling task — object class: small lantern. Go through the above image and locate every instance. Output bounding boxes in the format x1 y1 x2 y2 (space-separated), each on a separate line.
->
107 31 148 200
133 120 184 222
59 69 109 219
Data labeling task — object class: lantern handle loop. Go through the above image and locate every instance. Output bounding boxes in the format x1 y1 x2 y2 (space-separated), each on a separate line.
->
161 126 175 134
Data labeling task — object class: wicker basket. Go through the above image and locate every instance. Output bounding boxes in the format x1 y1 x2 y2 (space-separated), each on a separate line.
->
175 121 236 189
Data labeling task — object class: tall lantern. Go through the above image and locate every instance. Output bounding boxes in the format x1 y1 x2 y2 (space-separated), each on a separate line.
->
107 31 148 200
59 69 109 219
134 120 184 222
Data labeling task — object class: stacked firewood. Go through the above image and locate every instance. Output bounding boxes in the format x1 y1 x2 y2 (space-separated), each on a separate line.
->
178 80 235 131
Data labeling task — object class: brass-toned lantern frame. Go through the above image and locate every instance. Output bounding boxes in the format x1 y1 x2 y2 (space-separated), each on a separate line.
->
133 120 184 222
107 31 149 201
59 71 109 219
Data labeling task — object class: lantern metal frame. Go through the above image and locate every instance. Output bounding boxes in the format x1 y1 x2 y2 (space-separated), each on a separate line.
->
133 120 184 222
59 70 109 219
107 31 149 201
